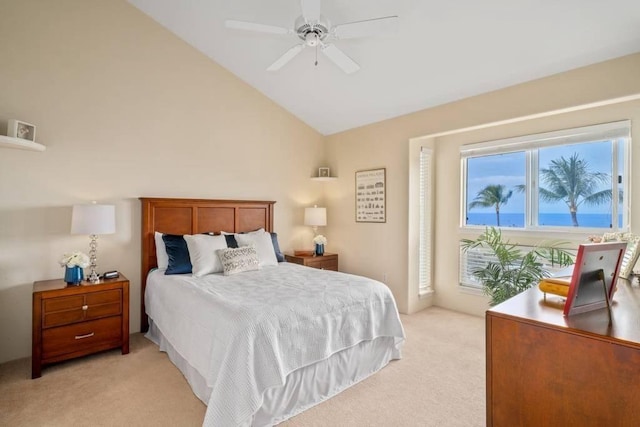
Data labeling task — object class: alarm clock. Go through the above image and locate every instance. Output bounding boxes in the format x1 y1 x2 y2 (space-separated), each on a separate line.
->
103 270 120 280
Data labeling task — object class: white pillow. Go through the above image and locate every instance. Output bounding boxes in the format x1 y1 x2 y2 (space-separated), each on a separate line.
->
217 246 261 276
235 231 278 267
184 234 228 277
154 232 169 270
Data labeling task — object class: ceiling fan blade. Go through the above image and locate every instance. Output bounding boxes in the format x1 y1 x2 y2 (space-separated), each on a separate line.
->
267 44 305 71
321 44 360 74
225 20 290 35
301 0 322 23
333 16 399 39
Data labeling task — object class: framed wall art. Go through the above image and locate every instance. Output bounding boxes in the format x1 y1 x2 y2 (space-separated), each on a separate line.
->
7 119 36 142
356 168 386 223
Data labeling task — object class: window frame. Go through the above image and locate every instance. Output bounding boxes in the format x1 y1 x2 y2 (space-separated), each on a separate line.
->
460 120 631 234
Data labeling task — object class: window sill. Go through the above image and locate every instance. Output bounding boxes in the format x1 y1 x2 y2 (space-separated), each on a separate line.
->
418 289 434 299
458 285 485 297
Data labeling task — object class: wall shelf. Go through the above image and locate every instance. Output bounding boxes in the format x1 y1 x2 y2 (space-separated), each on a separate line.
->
0 135 46 151
311 177 338 182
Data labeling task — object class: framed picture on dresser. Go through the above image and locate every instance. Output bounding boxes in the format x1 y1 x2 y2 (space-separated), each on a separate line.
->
563 242 627 316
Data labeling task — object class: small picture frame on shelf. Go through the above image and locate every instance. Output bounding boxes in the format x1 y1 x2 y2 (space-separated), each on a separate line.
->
7 119 36 142
318 167 330 178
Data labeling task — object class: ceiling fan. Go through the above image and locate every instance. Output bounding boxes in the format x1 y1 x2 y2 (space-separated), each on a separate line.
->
225 0 398 74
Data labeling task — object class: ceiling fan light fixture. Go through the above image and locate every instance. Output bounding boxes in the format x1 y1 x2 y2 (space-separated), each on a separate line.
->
305 32 319 46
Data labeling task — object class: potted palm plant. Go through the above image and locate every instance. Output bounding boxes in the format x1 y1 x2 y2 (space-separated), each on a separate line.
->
461 227 574 306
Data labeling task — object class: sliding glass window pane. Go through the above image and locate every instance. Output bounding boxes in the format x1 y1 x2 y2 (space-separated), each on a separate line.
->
465 152 525 228
537 141 613 228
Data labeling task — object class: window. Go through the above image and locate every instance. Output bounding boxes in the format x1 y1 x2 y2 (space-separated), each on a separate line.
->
419 147 433 294
459 242 577 291
461 121 630 232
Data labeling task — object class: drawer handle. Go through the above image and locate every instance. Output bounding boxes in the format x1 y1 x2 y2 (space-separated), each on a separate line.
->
82 305 88 311
75 332 94 340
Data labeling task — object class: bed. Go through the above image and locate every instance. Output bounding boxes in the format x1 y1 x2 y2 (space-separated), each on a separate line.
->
140 198 405 426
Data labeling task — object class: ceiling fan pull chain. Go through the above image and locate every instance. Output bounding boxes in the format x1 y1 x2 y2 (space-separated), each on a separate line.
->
315 41 318 66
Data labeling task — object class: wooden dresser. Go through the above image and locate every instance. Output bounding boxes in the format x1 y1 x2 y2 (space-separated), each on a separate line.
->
32 275 129 378
486 281 640 426
284 253 338 271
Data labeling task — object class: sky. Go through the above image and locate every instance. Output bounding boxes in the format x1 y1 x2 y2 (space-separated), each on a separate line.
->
466 140 622 215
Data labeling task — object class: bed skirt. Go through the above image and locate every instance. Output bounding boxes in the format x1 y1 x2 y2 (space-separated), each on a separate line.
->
147 319 400 426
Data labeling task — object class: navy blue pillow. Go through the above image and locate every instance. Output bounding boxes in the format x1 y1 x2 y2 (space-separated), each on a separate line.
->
163 234 192 275
224 234 238 248
270 232 285 262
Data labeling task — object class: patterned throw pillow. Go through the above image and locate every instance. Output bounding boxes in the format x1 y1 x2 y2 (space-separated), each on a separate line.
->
217 246 261 276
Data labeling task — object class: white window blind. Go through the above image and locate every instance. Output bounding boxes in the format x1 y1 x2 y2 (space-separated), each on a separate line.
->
419 147 433 294
459 244 495 290
459 243 576 290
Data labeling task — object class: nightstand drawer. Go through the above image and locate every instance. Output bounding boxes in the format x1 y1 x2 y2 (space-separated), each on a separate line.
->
285 253 339 272
43 290 122 328
42 316 122 359
44 289 121 313
308 258 338 270
44 295 84 313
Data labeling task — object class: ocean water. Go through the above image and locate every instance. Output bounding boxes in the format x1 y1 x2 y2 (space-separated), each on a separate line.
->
466 212 622 228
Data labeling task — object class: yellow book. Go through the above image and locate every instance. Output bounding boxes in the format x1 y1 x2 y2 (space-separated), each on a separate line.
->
538 278 570 297
541 276 571 286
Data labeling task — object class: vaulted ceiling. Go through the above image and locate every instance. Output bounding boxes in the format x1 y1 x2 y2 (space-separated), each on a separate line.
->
128 0 640 135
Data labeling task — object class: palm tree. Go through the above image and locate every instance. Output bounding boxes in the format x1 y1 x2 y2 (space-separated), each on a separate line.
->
469 184 513 226
539 153 611 227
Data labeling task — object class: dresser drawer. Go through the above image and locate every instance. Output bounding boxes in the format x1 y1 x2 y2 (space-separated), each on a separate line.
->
43 289 122 328
42 316 122 360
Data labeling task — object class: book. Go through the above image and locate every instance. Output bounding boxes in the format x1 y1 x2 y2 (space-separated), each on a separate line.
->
539 278 570 297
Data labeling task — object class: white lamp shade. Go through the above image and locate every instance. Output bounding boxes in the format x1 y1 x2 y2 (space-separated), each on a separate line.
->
71 204 116 235
304 206 327 227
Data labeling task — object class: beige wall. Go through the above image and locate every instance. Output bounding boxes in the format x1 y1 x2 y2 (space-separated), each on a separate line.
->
326 53 640 315
0 0 325 363
2 1 640 364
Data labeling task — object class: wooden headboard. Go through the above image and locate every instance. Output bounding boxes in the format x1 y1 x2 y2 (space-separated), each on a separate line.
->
139 197 275 331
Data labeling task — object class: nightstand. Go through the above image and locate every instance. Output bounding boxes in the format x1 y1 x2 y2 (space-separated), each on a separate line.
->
32 275 129 378
284 253 338 271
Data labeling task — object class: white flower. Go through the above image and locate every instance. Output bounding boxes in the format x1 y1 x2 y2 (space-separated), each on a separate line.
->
59 251 90 268
313 235 327 245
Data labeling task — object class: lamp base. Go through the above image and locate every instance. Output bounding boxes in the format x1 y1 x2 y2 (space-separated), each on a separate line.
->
88 234 100 283
88 268 100 283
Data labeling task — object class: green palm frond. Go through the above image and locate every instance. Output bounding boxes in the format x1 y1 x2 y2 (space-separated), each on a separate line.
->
461 227 575 306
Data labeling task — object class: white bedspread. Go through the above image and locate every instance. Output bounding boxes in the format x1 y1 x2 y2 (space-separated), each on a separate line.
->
145 263 405 426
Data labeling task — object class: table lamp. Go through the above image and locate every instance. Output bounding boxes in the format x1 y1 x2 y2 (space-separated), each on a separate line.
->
71 202 115 283
304 205 326 234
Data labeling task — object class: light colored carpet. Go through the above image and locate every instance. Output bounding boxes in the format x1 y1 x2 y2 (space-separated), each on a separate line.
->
0 307 485 426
